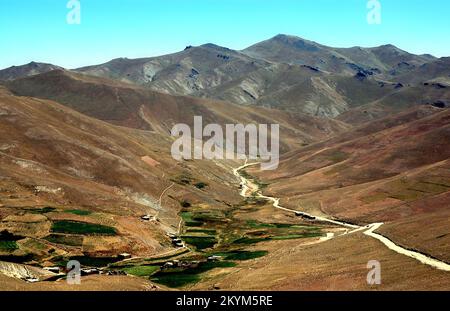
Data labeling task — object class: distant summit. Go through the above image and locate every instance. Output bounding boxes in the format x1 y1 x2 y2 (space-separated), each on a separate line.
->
0 62 63 81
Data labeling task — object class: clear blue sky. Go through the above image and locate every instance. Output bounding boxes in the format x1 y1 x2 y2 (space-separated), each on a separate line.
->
1 0 449 69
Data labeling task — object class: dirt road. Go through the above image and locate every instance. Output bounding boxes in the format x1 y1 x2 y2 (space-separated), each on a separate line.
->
234 162 450 272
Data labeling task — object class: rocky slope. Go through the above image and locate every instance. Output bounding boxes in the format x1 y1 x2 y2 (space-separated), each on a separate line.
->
2 35 447 119
254 105 450 262
5 69 350 151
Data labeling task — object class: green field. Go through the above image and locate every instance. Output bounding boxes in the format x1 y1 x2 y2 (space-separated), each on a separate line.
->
181 212 204 227
122 265 159 277
182 236 217 250
0 240 18 251
151 261 236 288
28 206 56 214
51 220 116 235
239 170 269 193
65 256 121 267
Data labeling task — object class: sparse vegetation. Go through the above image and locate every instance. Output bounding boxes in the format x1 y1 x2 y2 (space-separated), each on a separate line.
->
172 173 192 185
378 178 450 202
361 192 389 204
326 150 349 163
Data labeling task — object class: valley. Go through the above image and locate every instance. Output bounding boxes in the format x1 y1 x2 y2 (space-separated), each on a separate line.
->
0 33 449 291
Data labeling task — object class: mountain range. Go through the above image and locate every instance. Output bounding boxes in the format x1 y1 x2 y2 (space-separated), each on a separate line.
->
2 34 449 119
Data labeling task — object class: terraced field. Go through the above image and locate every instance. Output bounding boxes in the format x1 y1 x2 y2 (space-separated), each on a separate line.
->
50 220 116 235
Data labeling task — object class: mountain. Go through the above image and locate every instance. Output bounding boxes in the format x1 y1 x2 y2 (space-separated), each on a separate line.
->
243 34 434 76
76 44 271 95
0 62 63 81
71 35 444 118
2 35 445 119
254 104 450 262
0 84 248 265
5 69 350 152
337 81 450 125
396 57 450 85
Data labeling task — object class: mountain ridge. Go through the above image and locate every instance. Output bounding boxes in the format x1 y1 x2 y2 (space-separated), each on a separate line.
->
1 34 448 120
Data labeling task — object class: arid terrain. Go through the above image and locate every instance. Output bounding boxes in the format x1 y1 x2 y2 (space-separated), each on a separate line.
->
0 34 449 291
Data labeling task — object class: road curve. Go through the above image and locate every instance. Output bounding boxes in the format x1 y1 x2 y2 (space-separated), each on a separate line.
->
234 163 450 272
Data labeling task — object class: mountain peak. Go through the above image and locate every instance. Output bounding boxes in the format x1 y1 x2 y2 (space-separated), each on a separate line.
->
273 33 299 40
243 34 322 57
199 43 233 52
271 34 316 43
378 43 405 51
379 44 397 48
0 62 63 81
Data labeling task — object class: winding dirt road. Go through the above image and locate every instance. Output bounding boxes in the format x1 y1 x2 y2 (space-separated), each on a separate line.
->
233 162 450 272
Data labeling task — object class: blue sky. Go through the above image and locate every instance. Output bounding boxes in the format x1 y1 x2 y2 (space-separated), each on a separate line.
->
0 0 449 69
